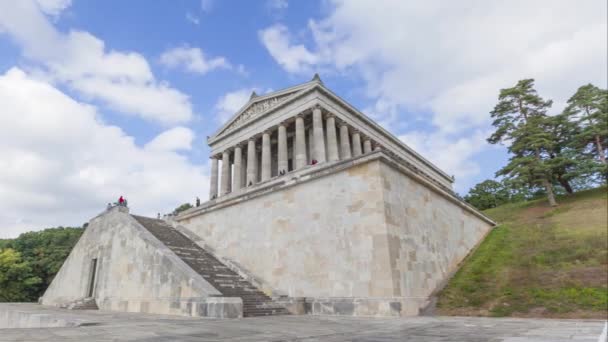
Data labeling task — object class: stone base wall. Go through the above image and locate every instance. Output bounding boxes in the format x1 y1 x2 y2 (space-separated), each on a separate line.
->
270 296 427 317
41 207 236 318
177 152 494 317
96 297 242 318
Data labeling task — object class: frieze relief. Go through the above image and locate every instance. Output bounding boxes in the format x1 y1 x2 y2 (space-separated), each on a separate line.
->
222 91 298 135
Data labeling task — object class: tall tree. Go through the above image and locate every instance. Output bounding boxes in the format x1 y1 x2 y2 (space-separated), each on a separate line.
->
545 113 579 194
563 84 608 165
488 79 558 206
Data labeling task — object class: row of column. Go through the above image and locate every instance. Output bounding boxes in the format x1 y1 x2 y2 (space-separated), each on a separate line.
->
209 107 378 198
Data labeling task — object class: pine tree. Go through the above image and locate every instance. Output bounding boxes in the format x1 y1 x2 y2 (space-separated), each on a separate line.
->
488 79 558 206
564 84 608 163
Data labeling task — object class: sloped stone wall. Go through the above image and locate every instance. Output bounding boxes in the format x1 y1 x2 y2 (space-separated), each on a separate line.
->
41 207 227 317
379 161 494 313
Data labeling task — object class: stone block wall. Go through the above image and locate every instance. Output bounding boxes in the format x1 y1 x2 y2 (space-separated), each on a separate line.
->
178 153 494 316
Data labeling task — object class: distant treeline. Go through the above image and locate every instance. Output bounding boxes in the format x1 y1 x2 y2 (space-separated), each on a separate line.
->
0 227 83 302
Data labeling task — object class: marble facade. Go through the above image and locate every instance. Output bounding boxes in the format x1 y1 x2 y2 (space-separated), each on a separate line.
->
176 75 495 316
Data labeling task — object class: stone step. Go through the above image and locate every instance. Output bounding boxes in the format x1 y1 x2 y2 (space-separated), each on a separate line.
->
132 215 290 317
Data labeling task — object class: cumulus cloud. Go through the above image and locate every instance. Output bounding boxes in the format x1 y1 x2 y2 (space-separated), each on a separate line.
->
399 130 492 185
258 24 319 74
259 0 607 188
145 127 195 152
34 0 71 16
160 46 230 75
0 68 208 238
214 88 254 124
0 1 194 125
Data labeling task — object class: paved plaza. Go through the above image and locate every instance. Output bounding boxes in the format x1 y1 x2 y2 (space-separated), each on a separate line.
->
0 304 605 341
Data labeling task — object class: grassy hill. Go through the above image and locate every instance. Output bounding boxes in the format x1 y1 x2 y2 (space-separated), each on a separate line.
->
437 186 607 319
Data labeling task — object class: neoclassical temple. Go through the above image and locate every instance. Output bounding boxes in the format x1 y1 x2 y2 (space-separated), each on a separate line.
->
42 75 494 318
207 74 453 200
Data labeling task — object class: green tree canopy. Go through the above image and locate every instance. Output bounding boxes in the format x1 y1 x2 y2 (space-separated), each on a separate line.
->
487 79 558 206
0 227 83 302
0 249 41 302
464 180 511 210
564 84 608 159
173 203 193 215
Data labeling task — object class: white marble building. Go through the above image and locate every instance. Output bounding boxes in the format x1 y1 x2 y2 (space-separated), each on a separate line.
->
175 75 495 316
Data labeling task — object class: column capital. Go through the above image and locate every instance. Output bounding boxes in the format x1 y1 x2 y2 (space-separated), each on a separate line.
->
338 120 349 128
325 113 336 119
249 132 263 140
310 103 322 112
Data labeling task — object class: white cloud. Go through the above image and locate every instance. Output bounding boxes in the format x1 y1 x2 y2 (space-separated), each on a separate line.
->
214 88 254 124
186 12 200 25
34 0 71 16
260 0 607 188
399 130 492 191
160 46 230 75
258 24 319 74
145 127 194 152
0 68 208 238
281 1 606 133
0 0 194 125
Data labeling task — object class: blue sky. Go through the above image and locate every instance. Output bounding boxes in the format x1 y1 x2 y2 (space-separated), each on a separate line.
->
0 0 605 237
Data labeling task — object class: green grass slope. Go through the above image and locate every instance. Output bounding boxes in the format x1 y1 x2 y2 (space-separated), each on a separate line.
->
437 187 607 319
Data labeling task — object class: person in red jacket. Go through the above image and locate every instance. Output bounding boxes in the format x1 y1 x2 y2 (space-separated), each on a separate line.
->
118 196 125 206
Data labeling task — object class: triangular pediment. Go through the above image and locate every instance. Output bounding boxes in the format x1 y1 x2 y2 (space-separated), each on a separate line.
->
211 80 319 140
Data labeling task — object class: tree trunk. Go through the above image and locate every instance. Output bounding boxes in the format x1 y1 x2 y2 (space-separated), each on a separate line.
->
542 178 557 206
595 135 606 164
534 147 558 206
557 174 574 194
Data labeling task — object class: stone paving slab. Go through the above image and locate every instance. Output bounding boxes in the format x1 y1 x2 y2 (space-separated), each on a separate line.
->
0 304 605 341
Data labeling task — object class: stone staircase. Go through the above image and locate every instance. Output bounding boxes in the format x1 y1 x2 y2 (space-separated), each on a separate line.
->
132 215 290 317
60 297 98 310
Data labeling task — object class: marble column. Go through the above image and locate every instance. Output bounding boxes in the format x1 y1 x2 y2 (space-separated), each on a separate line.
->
220 150 231 195
295 116 307 169
246 139 257 186
278 123 288 174
209 156 218 199
339 123 352 159
352 131 362 157
326 115 339 162
307 127 314 163
261 131 271 181
312 107 326 162
233 145 242 191
363 138 372 154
